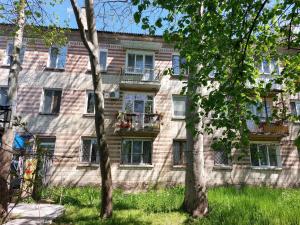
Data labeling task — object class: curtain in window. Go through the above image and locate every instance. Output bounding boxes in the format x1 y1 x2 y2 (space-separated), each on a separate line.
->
49 47 59 68
90 139 99 163
173 96 186 117
52 91 62 113
127 54 135 71
173 141 181 165
132 141 142 164
135 55 144 73
121 140 132 164
43 90 53 113
57 46 67 69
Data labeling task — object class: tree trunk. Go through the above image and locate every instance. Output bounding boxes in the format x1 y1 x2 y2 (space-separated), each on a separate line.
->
183 84 208 217
70 0 113 218
0 0 26 219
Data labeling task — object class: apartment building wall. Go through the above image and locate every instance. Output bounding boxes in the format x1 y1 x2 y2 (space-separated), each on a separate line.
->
0 27 299 188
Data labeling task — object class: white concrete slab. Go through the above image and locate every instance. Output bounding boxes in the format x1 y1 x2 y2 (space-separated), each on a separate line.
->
4 203 64 225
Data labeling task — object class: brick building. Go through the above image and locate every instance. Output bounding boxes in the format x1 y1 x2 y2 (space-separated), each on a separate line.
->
0 25 299 188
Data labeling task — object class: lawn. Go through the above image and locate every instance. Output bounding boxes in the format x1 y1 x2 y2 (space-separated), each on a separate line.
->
40 186 300 225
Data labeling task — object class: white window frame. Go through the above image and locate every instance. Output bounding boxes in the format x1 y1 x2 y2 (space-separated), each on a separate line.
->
172 53 180 76
85 90 95 114
258 60 280 75
290 100 300 117
40 88 62 114
3 41 26 66
125 50 155 74
47 45 68 69
80 137 99 164
87 48 108 72
172 95 186 119
121 138 153 165
122 92 155 114
173 139 186 166
249 142 282 168
37 137 56 156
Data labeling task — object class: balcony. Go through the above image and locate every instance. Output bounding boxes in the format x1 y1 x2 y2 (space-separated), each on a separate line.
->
119 67 161 92
247 120 289 138
114 112 162 137
246 75 282 92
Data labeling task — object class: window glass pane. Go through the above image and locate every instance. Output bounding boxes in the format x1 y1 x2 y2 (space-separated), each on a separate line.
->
132 141 142 164
43 90 53 113
173 141 181 165
262 60 270 74
268 145 278 166
145 55 153 69
214 150 229 165
143 141 152 164
52 90 62 113
6 43 13 65
90 140 98 163
121 140 132 164
172 55 180 75
39 138 55 156
19 45 26 64
290 102 297 115
57 46 67 69
87 92 95 114
296 103 300 116
0 88 9 106
49 47 59 68
134 100 144 113
173 96 186 117
145 100 153 114
250 144 259 166
271 60 279 74
136 55 144 72
127 54 135 69
259 145 268 166
100 51 107 70
82 139 91 162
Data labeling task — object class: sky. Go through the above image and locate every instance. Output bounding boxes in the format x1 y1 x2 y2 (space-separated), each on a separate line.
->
44 0 164 35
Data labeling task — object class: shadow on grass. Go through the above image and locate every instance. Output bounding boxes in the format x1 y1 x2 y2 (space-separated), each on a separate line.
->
54 214 152 225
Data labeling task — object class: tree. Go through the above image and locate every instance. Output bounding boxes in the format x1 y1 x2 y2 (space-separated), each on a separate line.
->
0 0 67 217
133 0 300 217
69 0 113 218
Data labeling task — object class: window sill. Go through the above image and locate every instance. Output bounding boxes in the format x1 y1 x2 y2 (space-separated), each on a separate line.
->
170 74 188 80
44 67 65 72
1 64 10 68
172 165 186 170
119 164 153 170
251 166 282 171
77 163 99 168
82 113 95 117
213 165 232 170
39 112 59 116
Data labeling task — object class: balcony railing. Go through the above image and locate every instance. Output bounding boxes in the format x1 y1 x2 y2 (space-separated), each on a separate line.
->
246 75 282 91
115 111 162 136
119 67 161 91
247 120 289 136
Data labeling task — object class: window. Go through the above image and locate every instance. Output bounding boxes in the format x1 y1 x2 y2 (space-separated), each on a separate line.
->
214 150 230 166
121 139 152 165
290 101 300 117
86 91 95 114
123 93 153 114
0 87 9 106
48 45 67 69
4 42 26 65
250 143 281 167
38 137 56 156
172 95 186 118
173 140 186 165
81 138 99 164
87 49 108 71
258 60 280 75
41 89 62 114
249 100 272 121
126 52 154 74
172 55 187 76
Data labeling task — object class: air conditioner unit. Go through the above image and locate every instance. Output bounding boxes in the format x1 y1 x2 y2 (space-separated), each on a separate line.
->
104 91 119 99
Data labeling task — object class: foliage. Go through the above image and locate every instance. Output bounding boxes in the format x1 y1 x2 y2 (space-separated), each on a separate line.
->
132 0 300 153
37 186 300 225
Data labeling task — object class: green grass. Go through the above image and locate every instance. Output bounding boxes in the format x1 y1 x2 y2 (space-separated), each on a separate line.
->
41 186 300 225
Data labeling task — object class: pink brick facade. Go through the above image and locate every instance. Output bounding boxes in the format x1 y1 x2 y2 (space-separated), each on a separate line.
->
0 27 300 188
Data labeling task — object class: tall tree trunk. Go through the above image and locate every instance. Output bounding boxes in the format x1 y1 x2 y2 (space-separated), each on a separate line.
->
70 0 113 218
183 90 209 217
0 0 26 220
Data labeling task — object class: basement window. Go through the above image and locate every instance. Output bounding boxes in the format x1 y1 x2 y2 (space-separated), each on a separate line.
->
81 138 99 164
214 150 231 166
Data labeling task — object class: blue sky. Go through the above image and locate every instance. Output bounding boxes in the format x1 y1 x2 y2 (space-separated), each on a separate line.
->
46 0 163 35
